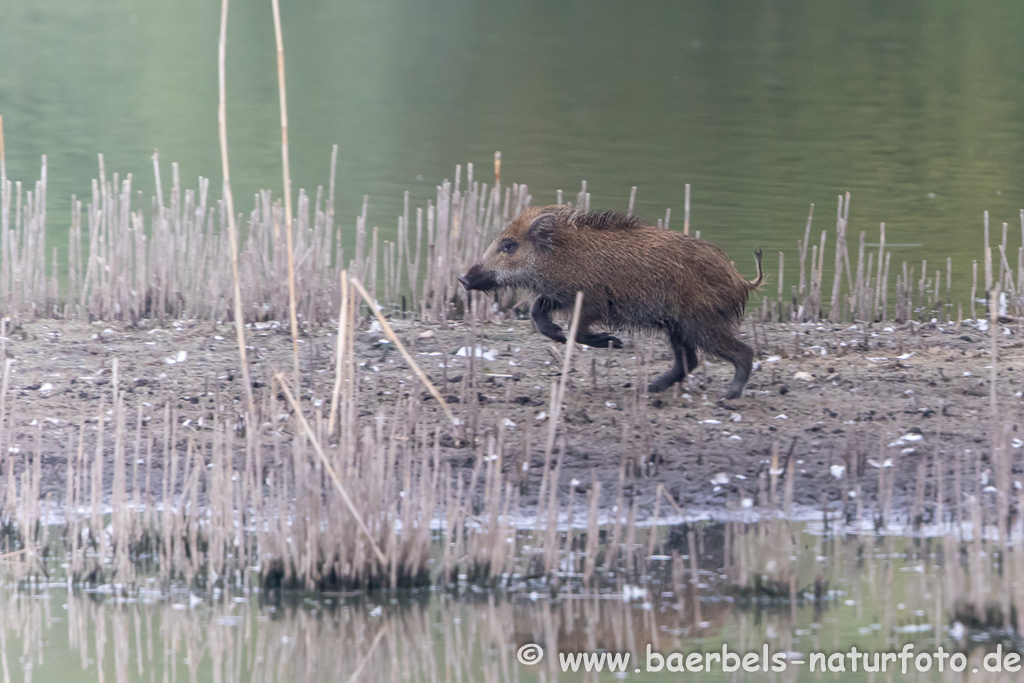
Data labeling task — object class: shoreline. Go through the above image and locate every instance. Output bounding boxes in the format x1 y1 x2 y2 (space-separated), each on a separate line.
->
4 313 1014 522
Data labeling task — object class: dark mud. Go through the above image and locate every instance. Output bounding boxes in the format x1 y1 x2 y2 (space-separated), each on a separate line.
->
5 314 1022 520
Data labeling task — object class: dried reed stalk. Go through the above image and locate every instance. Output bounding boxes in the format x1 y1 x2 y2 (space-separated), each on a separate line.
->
543 291 584 461
683 183 690 236
829 194 846 320
799 203 813 297
327 269 349 436
218 0 256 418
271 0 302 388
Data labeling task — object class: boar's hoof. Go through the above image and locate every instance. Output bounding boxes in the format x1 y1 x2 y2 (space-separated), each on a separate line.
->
604 335 623 349
723 386 745 400
648 370 684 394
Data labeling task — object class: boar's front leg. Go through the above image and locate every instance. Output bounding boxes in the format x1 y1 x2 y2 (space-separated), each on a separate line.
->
531 297 567 343
532 298 623 348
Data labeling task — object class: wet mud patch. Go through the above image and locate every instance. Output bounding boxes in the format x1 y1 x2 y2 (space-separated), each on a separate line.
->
3 315 1020 519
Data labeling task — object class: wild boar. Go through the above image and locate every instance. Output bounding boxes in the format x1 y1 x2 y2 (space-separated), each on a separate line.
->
458 206 762 399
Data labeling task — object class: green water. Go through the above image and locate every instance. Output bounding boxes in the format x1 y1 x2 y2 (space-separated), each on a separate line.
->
3 1 1024 286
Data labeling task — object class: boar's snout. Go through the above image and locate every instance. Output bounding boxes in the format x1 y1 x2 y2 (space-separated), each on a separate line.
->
458 264 497 291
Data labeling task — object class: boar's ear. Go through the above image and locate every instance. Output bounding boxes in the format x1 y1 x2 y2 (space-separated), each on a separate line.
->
527 213 557 252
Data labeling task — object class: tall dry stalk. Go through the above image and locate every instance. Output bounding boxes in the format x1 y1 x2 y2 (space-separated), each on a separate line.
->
271 0 301 389
218 0 256 418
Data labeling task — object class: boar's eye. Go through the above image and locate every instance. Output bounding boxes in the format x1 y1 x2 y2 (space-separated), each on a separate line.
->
498 238 518 255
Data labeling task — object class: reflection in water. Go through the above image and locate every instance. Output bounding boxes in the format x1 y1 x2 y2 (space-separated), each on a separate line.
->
0 524 1011 682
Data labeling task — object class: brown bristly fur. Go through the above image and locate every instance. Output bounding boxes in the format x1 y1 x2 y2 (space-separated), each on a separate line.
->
460 206 763 397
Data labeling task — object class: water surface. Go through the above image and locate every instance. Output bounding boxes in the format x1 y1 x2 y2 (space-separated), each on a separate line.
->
2 1 1024 287
0 523 1001 682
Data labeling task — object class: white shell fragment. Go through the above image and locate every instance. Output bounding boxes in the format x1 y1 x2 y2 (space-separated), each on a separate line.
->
164 350 188 365
455 346 498 361
889 433 923 447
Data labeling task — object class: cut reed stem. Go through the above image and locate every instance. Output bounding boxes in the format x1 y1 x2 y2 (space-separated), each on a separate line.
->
327 269 349 436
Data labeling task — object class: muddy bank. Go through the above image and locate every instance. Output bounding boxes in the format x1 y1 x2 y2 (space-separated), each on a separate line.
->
4 314 1021 519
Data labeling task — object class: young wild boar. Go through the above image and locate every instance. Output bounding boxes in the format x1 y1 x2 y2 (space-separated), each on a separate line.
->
458 206 763 399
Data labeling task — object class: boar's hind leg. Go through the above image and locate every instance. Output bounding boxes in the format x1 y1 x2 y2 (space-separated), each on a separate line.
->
531 298 567 343
648 329 689 393
575 330 623 349
684 344 699 375
706 332 754 400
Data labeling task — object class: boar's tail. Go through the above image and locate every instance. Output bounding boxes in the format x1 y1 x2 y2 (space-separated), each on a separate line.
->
746 248 764 289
